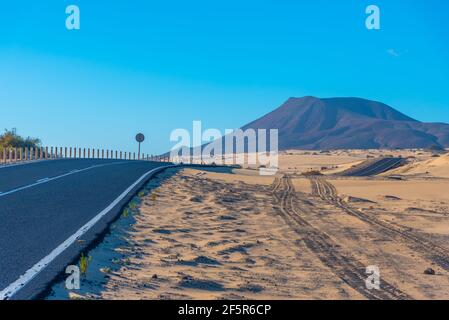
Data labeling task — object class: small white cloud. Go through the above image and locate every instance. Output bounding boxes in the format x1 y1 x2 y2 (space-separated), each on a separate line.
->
387 49 400 57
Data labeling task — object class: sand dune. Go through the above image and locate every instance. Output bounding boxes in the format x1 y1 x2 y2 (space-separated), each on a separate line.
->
385 153 449 178
48 149 449 300
100 168 362 300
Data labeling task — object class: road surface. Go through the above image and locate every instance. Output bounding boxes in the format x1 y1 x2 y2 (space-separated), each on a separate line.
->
340 157 405 177
0 159 173 300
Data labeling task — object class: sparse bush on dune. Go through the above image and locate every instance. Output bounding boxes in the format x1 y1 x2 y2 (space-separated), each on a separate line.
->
302 170 323 176
0 128 41 149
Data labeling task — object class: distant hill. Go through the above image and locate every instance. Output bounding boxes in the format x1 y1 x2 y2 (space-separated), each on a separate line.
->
242 96 449 150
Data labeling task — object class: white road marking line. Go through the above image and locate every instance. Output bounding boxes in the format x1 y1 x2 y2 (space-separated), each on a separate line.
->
0 159 59 170
0 164 175 300
0 162 125 199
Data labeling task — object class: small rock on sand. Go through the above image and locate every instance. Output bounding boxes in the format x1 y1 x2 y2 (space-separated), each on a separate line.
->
190 196 203 203
424 268 436 275
383 195 402 201
344 196 375 204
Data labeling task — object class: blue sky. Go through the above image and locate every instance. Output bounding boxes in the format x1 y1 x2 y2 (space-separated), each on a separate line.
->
1 0 448 154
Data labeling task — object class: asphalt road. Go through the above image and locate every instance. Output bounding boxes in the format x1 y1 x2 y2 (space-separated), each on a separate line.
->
0 159 173 300
341 157 405 177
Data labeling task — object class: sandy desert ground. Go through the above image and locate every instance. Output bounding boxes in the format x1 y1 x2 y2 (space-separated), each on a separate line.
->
49 149 449 300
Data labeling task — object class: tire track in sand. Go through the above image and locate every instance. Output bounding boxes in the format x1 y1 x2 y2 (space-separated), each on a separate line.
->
272 176 411 300
310 177 449 272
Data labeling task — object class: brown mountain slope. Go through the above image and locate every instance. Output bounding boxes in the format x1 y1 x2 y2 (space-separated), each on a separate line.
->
242 96 449 150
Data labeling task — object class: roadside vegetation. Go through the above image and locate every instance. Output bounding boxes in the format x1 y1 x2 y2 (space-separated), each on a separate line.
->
0 128 41 149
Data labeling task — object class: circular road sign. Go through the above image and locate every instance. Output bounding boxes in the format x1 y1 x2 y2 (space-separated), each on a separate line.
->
135 133 145 143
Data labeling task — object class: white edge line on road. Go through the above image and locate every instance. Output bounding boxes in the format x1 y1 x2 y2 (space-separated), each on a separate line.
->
0 162 126 198
0 164 175 300
0 159 59 170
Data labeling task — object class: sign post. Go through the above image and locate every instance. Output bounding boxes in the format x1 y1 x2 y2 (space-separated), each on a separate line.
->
135 133 145 160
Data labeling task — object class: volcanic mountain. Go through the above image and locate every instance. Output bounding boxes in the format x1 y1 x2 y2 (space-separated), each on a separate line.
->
242 96 449 150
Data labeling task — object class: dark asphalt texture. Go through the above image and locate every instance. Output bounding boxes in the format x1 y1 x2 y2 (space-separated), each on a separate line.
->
0 159 173 299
